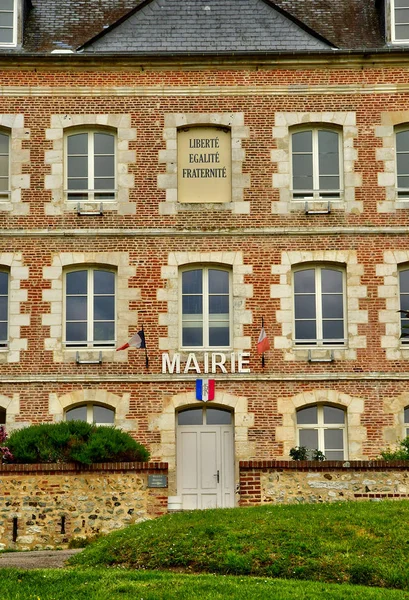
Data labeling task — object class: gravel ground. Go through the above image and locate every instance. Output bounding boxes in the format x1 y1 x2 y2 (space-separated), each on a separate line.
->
0 549 82 569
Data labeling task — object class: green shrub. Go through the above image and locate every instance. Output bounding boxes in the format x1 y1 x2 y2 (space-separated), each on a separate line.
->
7 421 150 464
380 437 409 460
289 446 326 461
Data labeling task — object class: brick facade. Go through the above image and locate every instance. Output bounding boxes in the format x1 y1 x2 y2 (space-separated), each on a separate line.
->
3 49 409 504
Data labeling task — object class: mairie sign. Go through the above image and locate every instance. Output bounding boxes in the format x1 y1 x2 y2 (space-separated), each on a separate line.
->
161 352 250 374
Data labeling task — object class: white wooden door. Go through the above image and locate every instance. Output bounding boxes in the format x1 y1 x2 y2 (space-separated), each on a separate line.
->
176 407 234 510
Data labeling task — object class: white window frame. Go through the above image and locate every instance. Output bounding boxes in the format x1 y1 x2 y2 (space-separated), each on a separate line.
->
395 127 409 199
64 128 117 203
0 268 8 349
293 265 347 347
290 126 343 202
0 129 9 201
65 402 115 426
179 265 232 351
296 404 348 460
63 266 116 349
399 266 409 343
391 0 409 43
0 0 17 48
404 406 409 438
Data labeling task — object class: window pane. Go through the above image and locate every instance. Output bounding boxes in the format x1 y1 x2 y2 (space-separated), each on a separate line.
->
396 0 409 8
182 296 203 315
93 405 115 424
94 133 115 154
0 407 5 424
68 133 88 155
209 295 229 314
66 322 87 342
292 154 313 178
322 320 344 340
0 271 8 295
292 131 312 153
319 176 340 191
0 297 7 320
322 295 343 319
318 131 338 157
295 320 316 341
295 295 316 319
94 177 115 190
397 154 409 176
0 322 7 341
67 178 88 190
0 155 8 177
321 269 343 293
182 270 202 294
0 29 13 44
294 270 315 293
397 130 409 153
94 322 115 342
400 270 409 293
297 406 318 424
0 1 14 11
0 133 8 154
94 270 115 294
0 178 7 191
68 156 88 178
299 428 318 449
182 326 203 347
208 270 229 294
0 12 13 27
94 156 115 178
178 408 203 425
94 296 115 321
66 271 87 294
209 326 229 346
325 450 344 460
405 407 409 423
324 429 344 450
66 296 87 321
396 8 409 22
395 24 409 39
206 408 232 425
324 406 345 424
66 406 87 421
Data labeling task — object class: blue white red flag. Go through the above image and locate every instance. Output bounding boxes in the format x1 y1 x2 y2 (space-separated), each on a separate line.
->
196 379 215 402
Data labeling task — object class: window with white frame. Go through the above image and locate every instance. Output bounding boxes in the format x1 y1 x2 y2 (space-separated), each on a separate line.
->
64 267 116 348
404 406 409 437
395 128 409 198
181 266 231 349
293 266 346 346
66 403 115 425
0 270 8 349
296 404 347 460
399 268 409 342
0 0 16 46
291 127 342 201
65 129 116 202
0 130 9 200
392 0 409 42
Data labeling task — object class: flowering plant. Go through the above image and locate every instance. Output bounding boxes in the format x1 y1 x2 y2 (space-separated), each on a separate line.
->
0 425 13 463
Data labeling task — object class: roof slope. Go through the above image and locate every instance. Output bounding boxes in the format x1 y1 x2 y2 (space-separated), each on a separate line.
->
18 0 385 54
81 0 333 53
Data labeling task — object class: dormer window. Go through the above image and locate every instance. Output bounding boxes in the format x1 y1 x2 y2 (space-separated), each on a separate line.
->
392 0 409 43
0 0 16 46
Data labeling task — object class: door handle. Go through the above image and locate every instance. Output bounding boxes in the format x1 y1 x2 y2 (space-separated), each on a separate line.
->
215 470 220 483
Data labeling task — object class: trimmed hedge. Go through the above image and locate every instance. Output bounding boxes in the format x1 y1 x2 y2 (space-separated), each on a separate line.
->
6 421 150 464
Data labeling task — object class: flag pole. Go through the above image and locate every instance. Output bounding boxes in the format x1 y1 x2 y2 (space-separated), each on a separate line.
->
142 324 149 370
261 317 265 368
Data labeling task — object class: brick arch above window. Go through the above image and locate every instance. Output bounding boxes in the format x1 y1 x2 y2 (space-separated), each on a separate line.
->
272 112 361 215
45 114 136 216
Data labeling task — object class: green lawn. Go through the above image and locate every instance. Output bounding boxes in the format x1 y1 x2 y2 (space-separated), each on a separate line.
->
71 500 409 589
1 569 409 600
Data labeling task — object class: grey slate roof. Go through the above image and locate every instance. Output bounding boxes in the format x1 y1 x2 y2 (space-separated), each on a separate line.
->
81 0 332 53
15 0 388 54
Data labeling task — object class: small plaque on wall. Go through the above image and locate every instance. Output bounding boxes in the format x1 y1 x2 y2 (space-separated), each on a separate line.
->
148 474 168 488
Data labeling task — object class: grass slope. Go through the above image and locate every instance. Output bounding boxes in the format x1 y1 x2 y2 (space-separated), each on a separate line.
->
71 501 409 589
1 569 409 600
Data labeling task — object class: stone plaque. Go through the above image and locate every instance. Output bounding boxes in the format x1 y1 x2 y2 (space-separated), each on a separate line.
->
178 126 231 203
148 474 168 488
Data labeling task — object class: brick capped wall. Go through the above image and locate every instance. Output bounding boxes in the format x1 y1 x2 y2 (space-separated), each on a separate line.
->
0 462 168 550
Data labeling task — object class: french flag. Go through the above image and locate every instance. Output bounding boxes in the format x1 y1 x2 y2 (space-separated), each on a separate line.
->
196 379 215 402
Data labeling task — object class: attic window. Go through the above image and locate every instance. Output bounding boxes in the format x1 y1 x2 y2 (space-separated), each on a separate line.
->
0 0 16 46
392 0 409 42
